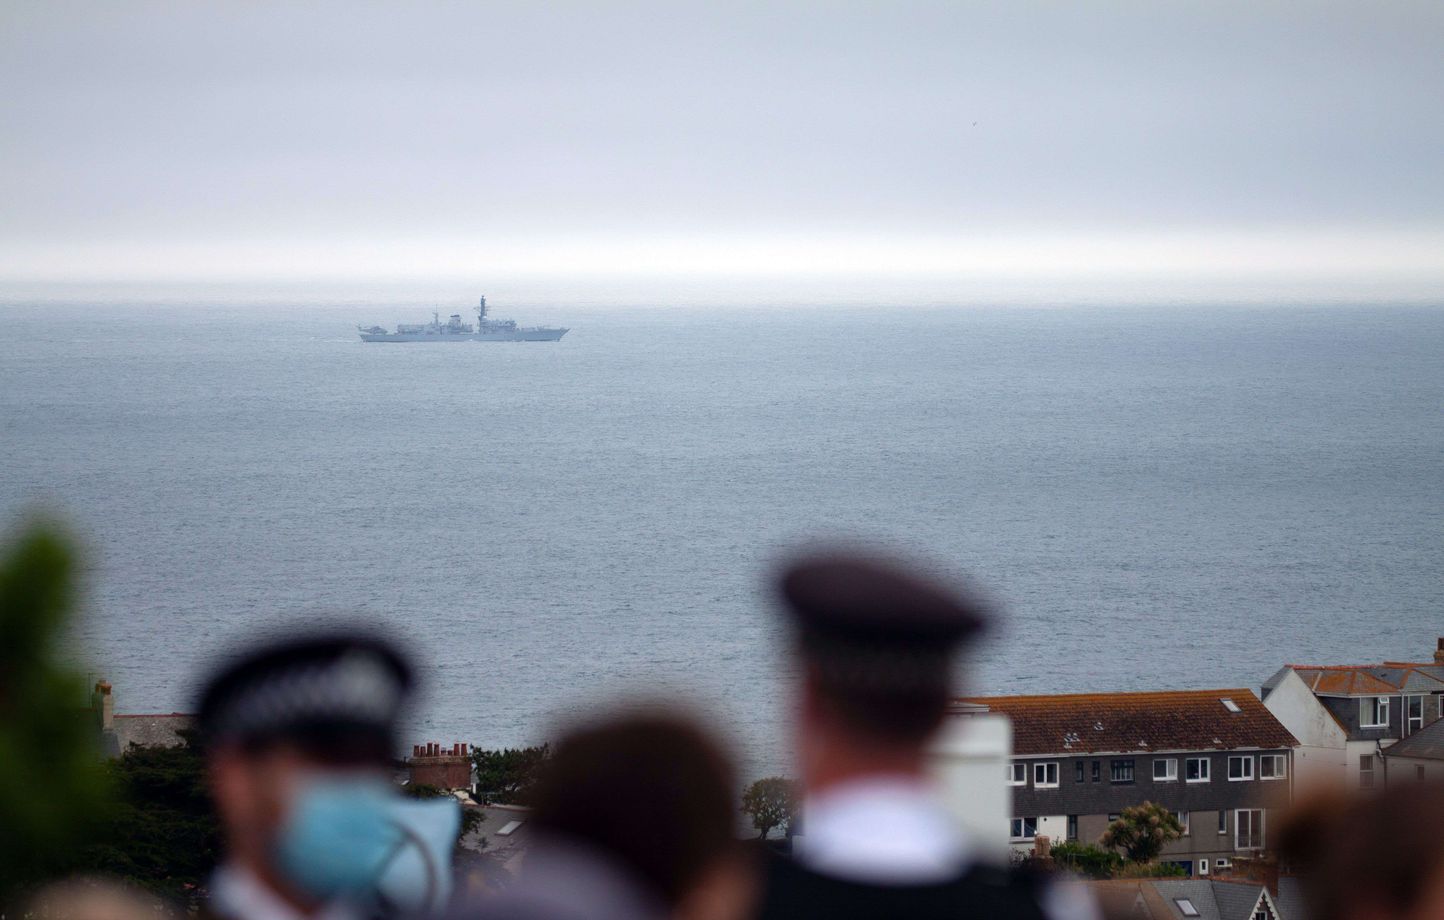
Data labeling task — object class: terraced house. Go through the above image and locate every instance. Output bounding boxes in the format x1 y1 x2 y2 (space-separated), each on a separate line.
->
952 690 1298 877
1261 639 1444 791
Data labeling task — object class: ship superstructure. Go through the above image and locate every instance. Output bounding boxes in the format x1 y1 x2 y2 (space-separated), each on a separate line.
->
358 297 568 342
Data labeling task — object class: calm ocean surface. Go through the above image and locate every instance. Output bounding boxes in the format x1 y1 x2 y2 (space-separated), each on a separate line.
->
3 287 1441 775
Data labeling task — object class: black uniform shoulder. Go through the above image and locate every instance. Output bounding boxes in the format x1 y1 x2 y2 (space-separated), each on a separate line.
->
754 849 1050 920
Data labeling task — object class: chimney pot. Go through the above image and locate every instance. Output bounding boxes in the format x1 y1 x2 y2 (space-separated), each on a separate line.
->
1435 638 1444 663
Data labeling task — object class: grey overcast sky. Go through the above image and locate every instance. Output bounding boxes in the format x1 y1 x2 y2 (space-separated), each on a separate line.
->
2 1 1442 281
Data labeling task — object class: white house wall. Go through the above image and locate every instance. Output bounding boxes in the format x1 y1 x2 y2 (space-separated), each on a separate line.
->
1264 669 1349 791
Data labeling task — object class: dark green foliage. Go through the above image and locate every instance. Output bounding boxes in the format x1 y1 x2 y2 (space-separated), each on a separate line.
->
1049 841 1125 879
68 732 221 906
1100 802 1185 864
0 520 109 905
471 745 550 804
1116 861 1189 879
740 777 798 840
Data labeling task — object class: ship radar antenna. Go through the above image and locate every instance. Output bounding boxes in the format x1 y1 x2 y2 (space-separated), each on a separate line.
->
478 295 488 320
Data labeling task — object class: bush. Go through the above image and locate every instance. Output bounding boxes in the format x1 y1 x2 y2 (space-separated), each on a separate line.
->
1116 861 1188 878
1050 841 1124 879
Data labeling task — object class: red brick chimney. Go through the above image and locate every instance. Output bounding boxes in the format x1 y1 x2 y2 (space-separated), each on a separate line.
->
1434 638 1444 665
407 741 472 790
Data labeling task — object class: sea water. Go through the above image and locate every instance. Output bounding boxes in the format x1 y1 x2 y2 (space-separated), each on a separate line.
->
2 285 1440 775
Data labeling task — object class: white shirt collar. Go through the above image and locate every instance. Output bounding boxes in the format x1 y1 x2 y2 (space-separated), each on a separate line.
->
210 863 362 920
793 775 971 884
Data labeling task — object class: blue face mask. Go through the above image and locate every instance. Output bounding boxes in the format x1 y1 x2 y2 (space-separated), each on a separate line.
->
273 775 460 914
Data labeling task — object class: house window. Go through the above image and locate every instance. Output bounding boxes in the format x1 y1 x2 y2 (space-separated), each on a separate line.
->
1175 810 1190 835
1186 757 1211 782
1259 754 1286 780
1010 817 1038 840
1075 761 1085 783
1235 809 1264 850
1007 762 1026 786
1067 815 1078 841
1175 899 1201 917
1228 756 1254 781
1034 762 1059 788
1360 755 1375 789
1407 696 1424 734
1153 758 1178 781
1110 759 1135 783
1218 810 1228 834
1091 760 1101 783
1361 696 1389 728
1107 813 1121 823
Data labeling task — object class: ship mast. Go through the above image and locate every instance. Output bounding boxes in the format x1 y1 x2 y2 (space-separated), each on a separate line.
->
477 295 488 322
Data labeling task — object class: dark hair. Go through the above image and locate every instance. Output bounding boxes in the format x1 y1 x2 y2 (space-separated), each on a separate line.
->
1278 781 1444 920
528 712 737 907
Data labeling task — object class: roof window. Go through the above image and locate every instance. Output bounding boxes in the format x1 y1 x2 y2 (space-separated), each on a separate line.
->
1221 698 1242 713
1175 899 1201 917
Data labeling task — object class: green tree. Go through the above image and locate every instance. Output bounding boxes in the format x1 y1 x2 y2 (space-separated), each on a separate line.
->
1048 841 1125 879
0 520 110 906
740 777 798 840
1100 802 1184 864
68 731 221 906
470 745 550 804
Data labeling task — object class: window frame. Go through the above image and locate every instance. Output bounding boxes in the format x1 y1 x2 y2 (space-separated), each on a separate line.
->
1360 696 1390 729
1010 816 1038 841
1091 760 1101 783
1359 754 1376 789
1075 761 1085 783
1153 758 1178 782
1175 810 1190 836
1007 762 1027 786
1259 753 1287 780
1234 808 1264 851
1407 695 1423 734
1186 756 1211 783
1067 814 1078 841
1034 761 1059 788
1109 758 1136 784
1218 810 1227 835
1227 755 1255 781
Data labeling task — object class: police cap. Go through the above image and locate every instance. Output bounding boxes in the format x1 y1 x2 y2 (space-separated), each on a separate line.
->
776 551 988 699
196 631 413 758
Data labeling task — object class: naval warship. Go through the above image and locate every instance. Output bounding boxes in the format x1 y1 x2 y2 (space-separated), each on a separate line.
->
358 296 568 342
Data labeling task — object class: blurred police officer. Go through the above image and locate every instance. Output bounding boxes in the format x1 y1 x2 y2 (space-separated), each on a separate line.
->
198 632 457 920
754 551 1098 920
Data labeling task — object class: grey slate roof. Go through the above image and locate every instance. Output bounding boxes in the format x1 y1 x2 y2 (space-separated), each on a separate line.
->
1093 879 1291 920
1148 880 1221 919
1383 715 1444 761
100 714 194 756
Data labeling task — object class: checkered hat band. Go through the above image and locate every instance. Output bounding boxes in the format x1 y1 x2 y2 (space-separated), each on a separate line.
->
210 651 403 742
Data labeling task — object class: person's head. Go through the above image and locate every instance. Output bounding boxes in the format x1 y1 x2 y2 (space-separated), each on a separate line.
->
528 711 747 920
774 551 988 788
197 632 413 908
1279 781 1444 920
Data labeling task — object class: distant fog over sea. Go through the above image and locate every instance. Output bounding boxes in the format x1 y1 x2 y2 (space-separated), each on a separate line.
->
3 283 1441 776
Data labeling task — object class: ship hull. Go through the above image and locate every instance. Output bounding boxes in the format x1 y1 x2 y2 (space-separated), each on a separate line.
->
359 329 568 343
